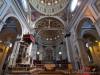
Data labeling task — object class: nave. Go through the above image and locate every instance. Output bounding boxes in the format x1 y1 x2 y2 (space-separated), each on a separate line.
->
0 0 100 75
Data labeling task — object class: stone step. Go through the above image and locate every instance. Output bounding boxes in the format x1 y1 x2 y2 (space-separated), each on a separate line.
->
38 71 66 75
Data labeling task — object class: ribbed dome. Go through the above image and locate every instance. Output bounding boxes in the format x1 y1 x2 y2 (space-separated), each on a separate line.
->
29 0 69 15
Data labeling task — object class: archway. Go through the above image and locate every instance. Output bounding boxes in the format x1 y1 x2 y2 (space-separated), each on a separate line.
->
43 47 54 63
0 17 22 72
33 17 67 67
76 18 100 67
34 17 65 45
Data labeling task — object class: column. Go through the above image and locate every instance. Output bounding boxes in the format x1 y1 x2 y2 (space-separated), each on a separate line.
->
25 43 33 64
0 44 10 74
65 37 71 63
0 19 5 31
65 37 76 70
8 41 20 66
77 38 89 66
94 19 100 37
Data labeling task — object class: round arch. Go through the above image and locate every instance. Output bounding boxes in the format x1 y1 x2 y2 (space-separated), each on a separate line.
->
0 16 22 42
33 16 65 28
34 16 65 45
75 17 100 66
80 29 99 40
0 15 23 72
3 14 23 36
76 17 94 37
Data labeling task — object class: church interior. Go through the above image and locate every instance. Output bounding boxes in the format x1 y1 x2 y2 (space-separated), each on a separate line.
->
0 0 100 75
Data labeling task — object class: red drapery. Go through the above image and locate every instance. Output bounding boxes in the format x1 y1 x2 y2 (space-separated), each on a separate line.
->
23 34 35 44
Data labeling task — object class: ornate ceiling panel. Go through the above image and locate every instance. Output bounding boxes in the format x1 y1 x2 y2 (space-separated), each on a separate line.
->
36 17 64 28
35 17 65 45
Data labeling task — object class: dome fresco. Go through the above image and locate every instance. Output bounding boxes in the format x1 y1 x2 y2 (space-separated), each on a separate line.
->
29 0 69 15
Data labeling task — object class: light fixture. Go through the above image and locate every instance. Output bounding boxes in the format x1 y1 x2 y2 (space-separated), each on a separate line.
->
37 51 40 55
41 0 44 3
86 43 89 48
55 0 58 4
0 40 2 43
9 43 12 48
50 38 52 40
54 37 57 39
48 2 51 5
62 32 64 34
59 52 62 55
57 35 59 38
95 40 98 42
46 38 49 40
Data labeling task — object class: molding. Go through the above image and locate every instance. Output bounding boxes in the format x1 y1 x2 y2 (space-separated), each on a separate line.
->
91 0 100 18
10 0 30 33
67 0 88 32
33 16 65 28
73 4 96 32
0 0 7 16
29 0 69 15
89 2 98 20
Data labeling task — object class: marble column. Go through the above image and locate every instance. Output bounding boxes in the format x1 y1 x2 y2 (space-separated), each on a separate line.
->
65 37 71 63
94 18 100 37
76 38 89 66
8 41 20 66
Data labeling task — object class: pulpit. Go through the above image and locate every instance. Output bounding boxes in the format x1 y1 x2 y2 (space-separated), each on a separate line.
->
23 34 35 44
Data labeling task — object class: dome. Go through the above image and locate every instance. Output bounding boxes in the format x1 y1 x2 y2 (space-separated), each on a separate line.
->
29 0 69 15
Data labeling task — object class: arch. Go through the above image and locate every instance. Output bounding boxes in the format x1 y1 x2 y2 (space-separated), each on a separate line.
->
76 17 94 37
5 17 22 35
82 16 95 23
81 29 99 40
33 16 65 28
33 16 65 46
76 17 100 65
3 14 23 36
0 15 22 42
43 46 54 61
0 15 23 71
